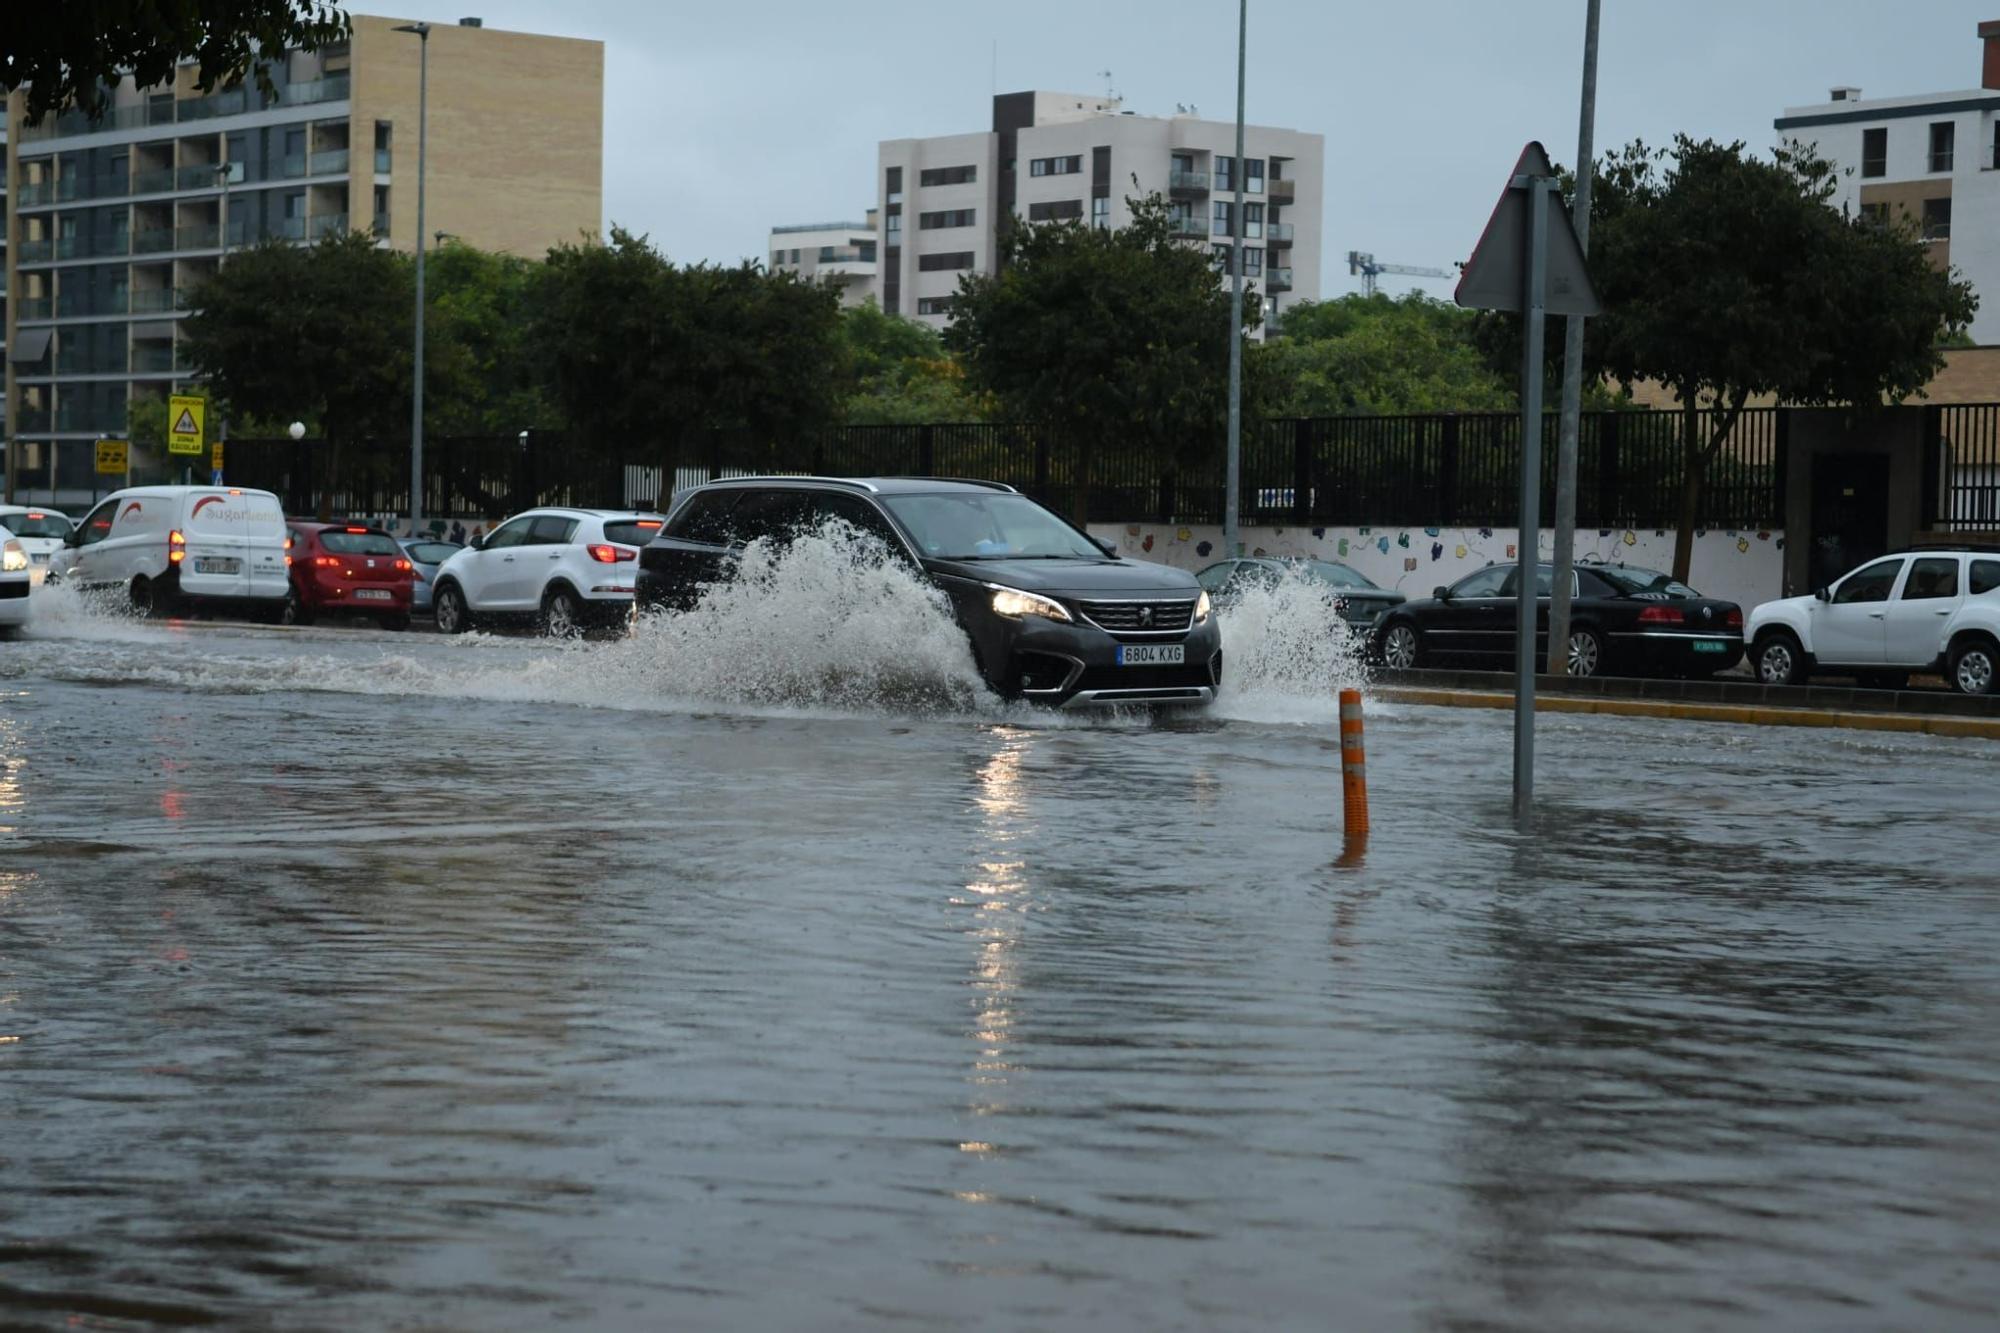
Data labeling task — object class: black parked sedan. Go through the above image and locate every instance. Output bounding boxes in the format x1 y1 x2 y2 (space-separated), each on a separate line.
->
1196 557 1406 633
1372 562 1744 678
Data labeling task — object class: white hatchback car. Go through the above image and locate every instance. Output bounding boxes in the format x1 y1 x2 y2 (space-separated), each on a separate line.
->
430 507 664 635
0 505 72 585
1745 548 2000 693
0 524 33 632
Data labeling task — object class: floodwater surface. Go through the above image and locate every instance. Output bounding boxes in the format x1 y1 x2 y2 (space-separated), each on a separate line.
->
1 565 1997 1331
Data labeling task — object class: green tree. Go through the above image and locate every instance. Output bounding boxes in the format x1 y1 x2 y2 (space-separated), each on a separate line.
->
1257 293 1516 415
7 2 350 121
944 193 1254 524
1588 136 1977 580
532 227 846 493
426 241 555 435
835 299 989 423
181 230 412 517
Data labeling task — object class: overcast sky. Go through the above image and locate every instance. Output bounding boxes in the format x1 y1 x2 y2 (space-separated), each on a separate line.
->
358 1 2000 300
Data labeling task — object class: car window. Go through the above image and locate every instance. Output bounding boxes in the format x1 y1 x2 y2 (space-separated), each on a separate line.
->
668 491 741 545
406 541 461 564
601 519 664 547
880 492 1101 559
1499 567 1566 598
321 531 402 556
1899 557 1960 600
730 490 816 545
483 517 536 550
1195 562 1236 592
1592 565 1699 598
2 511 73 539
1832 558 1902 605
809 493 907 552
1451 566 1510 598
1226 563 1283 595
1973 560 2000 596
529 515 581 546
78 501 118 546
1306 561 1375 590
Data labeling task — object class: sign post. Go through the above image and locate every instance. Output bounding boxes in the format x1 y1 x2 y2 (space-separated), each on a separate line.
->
1455 142 1600 824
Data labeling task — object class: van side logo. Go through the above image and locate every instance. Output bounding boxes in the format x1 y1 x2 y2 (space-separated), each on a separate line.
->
120 502 144 521
191 496 224 518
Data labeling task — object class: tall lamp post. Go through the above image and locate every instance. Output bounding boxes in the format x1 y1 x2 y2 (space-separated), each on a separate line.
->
1223 0 1247 559
394 21 432 537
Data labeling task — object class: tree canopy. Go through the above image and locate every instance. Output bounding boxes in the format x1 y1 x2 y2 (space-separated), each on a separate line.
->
835 300 989 424
5 1 350 121
1256 294 1516 416
1586 136 1977 578
944 193 1255 523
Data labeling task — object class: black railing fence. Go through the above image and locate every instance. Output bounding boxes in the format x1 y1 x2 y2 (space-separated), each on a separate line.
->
226 408 1793 530
1931 404 2000 531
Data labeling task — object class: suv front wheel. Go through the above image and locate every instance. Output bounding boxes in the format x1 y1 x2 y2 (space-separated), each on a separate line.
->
434 583 472 634
1754 630 1808 687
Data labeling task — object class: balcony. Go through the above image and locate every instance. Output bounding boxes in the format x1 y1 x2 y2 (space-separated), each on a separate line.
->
1168 215 1208 239
59 290 130 318
283 75 351 106
19 75 350 141
310 148 350 176
1268 177 1296 204
17 239 53 264
1168 168 1210 196
16 297 54 321
17 406 53 433
276 217 308 241
60 347 129 376
1266 222 1294 248
17 180 55 206
309 212 350 239
132 166 177 194
1266 266 1294 292
134 226 178 254
130 289 182 314
132 345 177 374
375 148 392 173
176 162 239 190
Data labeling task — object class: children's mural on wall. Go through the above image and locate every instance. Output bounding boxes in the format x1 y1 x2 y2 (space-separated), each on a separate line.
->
1090 523 1787 611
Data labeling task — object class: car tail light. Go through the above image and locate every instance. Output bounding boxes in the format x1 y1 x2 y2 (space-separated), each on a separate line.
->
587 544 636 563
314 555 339 568
345 526 369 534
395 558 412 572
1636 605 1683 625
1723 608 1743 629
168 529 185 564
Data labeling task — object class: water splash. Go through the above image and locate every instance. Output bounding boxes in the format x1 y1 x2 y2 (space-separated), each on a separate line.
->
1210 566 1371 725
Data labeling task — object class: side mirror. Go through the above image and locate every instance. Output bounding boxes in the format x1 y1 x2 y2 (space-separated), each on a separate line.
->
1433 585 1450 601
469 534 485 551
1092 536 1119 558
1814 586 1830 602
66 530 83 548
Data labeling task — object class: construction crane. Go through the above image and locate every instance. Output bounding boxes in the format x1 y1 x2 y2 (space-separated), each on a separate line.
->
1347 250 1456 297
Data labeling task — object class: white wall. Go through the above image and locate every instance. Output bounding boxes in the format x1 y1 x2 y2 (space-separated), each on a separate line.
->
1089 520 1788 612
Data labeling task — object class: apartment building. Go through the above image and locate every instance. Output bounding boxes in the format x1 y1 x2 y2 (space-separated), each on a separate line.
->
768 213 878 307
876 91 1323 331
3 14 602 505
1776 20 2000 342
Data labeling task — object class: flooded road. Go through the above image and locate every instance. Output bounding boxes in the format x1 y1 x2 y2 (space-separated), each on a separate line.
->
2 591 1998 1330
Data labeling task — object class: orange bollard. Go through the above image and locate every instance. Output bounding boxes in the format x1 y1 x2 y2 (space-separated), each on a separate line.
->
1339 688 1370 839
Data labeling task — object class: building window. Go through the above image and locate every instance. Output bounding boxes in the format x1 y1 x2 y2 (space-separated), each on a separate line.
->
887 211 902 235
1092 196 1110 230
918 251 976 271
886 165 903 205
1859 201 1889 228
916 297 953 316
919 208 976 229
1244 202 1264 239
772 251 785 267
919 164 977 187
1244 246 1263 276
1923 196 1952 240
1245 157 1265 193
1213 201 1234 236
1861 127 1887 178
883 245 901 313
1092 145 1111 186
1027 199 1083 222
1215 155 1234 192
1930 121 1956 173
1211 243 1232 271
859 241 877 262
818 246 836 262
1028 155 1082 177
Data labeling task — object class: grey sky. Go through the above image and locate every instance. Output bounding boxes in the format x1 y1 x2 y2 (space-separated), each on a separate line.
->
358 1 2000 300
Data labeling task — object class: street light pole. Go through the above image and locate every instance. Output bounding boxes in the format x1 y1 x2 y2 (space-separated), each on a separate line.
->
1549 0 1602 674
395 21 432 537
1224 0 1247 559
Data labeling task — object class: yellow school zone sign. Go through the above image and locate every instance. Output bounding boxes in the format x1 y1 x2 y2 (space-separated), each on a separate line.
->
168 394 205 456
95 439 129 474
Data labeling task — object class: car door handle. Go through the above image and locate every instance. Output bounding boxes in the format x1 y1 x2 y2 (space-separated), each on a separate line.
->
502 555 515 562
1936 608 1953 616
1868 611 1885 618
548 552 560 560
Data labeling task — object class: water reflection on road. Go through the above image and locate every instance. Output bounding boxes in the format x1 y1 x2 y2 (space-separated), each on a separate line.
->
1 620 1997 1329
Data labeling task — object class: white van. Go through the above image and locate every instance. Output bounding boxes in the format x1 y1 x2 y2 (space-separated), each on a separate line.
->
62 486 290 616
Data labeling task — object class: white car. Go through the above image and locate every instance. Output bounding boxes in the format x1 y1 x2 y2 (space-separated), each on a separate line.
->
430 507 664 635
0 505 73 585
0 524 32 631
1745 548 2000 694
60 486 290 617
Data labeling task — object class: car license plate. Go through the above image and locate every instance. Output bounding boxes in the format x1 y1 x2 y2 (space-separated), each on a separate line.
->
1117 644 1185 666
1692 640 1729 654
193 557 241 574
354 589 392 600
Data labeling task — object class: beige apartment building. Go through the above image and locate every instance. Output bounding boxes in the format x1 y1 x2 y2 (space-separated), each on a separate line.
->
3 14 602 505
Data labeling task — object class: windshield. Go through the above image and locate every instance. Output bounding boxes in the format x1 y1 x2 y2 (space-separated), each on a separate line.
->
1 511 72 540
321 531 402 556
405 541 461 565
1304 561 1376 590
603 519 665 546
1593 565 1699 598
882 493 1102 560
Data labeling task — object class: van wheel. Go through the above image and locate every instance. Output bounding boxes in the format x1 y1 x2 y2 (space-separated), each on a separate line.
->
434 583 471 634
130 576 168 619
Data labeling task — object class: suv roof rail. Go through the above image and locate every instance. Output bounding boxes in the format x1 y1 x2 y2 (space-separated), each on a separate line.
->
1890 540 2000 555
697 475 882 493
876 476 1019 492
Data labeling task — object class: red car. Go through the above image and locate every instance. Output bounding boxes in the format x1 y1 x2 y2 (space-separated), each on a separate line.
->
284 523 414 629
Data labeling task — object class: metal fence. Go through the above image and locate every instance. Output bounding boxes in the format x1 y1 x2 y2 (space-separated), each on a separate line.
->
1931 404 2000 531
219 408 1788 530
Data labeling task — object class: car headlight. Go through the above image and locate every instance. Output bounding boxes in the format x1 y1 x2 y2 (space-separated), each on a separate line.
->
989 585 1072 622
1194 590 1212 623
1 541 26 573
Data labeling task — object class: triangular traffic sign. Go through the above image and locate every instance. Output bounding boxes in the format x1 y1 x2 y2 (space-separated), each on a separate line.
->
172 407 199 436
1455 141 1599 317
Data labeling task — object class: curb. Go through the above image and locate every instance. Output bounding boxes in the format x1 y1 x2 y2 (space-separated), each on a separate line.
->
1372 687 2000 740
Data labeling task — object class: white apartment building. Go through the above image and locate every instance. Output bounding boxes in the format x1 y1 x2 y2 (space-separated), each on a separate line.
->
875 90 1323 333
768 213 877 307
1776 20 2000 342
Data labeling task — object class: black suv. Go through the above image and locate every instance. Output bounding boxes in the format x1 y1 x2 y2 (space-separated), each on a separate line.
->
635 477 1222 707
